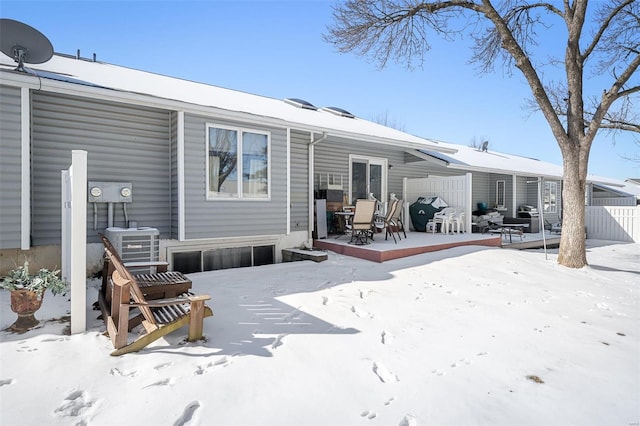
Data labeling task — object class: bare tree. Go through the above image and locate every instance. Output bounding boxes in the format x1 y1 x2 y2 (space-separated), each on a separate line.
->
326 0 639 268
371 110 407 131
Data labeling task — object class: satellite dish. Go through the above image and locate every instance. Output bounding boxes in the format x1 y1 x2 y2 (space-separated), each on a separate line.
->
0 19 53 72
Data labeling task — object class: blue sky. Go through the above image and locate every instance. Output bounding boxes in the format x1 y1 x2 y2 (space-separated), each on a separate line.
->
2 0 637 180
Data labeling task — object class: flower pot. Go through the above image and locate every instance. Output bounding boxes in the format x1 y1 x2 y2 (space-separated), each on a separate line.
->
8 289 44 333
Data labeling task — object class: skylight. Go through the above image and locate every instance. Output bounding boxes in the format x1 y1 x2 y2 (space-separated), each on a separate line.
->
284 98 318 110
322 106 355 118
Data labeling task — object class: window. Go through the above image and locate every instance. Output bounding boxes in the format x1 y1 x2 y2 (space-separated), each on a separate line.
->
543 181 558 213
207 124 270 199
496 180 506 208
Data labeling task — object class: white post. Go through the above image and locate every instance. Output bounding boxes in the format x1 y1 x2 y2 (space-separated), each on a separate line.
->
465 173 473 233
61 170 71 283
70 150 87 334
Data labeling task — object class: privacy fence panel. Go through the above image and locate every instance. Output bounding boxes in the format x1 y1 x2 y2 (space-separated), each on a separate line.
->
590 197 636 206
585 206 639 242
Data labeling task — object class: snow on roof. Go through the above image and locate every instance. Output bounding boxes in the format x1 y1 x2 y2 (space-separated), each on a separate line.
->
418 142 637 196
418 141 564 178
0 53 453 152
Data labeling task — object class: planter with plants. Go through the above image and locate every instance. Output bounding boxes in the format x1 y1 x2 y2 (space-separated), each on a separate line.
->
1 261 68 333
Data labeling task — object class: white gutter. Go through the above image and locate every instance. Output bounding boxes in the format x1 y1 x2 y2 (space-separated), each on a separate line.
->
286 128 291 235
308 132 328 242
177 111 186 241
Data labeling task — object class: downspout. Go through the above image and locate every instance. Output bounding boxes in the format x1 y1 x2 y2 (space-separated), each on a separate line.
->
308 132 328 244
511 174 517 217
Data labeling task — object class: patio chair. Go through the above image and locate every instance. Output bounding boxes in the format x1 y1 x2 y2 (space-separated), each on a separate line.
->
431 207 456 234
390 199 407 239
349 199 376 245
99 237 213 356
374 198 401 243
452 210 465 233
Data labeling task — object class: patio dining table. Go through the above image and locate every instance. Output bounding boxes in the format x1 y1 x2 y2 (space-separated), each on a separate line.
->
492 223 528 243
333 211 354 238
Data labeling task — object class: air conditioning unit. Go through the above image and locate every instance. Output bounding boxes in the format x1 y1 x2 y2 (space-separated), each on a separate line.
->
104 227 160 274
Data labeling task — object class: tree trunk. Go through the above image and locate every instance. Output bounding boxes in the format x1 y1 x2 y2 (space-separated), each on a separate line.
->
557 148 588 268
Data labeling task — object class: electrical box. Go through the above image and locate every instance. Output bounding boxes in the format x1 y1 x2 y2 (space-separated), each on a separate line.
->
104 227 159 273
88 181 132 203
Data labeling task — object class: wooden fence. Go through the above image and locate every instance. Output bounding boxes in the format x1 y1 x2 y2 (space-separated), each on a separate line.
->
584 206 640 242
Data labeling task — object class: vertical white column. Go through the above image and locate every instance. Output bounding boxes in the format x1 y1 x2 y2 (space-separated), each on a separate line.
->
177 111 185 241
70 150 87 334
20 88 30 250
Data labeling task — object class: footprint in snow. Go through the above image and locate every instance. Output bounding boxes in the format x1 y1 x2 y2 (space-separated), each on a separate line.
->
361 410 377 419
272 334 286 349
154 362 173 370
322 296 329 305
451 358 471 368
381 330 395 345
373 362 399 383
109 368 137 377
351 306 374 319
143 378 174 388
174 401 201 426
194 357 230 375
54 390 96 419
400 414 418 426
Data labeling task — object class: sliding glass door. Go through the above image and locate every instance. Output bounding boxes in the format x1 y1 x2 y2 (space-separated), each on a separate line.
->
349 155 387 204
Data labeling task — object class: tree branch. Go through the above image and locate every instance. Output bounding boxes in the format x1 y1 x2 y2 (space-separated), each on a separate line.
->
582 0 635 61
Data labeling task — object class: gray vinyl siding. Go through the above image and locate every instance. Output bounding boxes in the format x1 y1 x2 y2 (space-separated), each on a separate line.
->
290 130 309 232
0 85 22 249
471 173 490 210
314 139 432 202
183 114 288 239
515 176 530 209
31 91 172 245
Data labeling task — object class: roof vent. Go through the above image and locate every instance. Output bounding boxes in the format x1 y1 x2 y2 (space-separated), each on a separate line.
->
322 106 355 118
284 98 318 110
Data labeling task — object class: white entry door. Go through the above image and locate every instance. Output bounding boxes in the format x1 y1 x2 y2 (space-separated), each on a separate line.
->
349 155 387 205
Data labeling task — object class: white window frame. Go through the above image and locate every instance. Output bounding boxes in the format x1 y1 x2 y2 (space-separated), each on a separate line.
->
543 181 558 213
496 180 506 208
205 123 271 201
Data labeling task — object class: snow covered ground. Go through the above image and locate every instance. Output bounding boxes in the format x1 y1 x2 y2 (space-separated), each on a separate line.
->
1 240 638 426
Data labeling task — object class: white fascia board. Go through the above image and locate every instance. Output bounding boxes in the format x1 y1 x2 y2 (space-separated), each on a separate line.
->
445 163 564 180
1 70 456 155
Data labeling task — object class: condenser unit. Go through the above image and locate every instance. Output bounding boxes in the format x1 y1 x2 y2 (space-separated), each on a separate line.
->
104 227 160 273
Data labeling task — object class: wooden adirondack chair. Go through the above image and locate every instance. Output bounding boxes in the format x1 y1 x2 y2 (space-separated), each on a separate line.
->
100 240 213 356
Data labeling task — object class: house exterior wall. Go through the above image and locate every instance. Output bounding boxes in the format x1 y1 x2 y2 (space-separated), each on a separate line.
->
290 129 310 232
30 91 173 246
515 176 531 209
0 85 22 249
471 173 489 210
182 114 288 240
314 139 431 203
